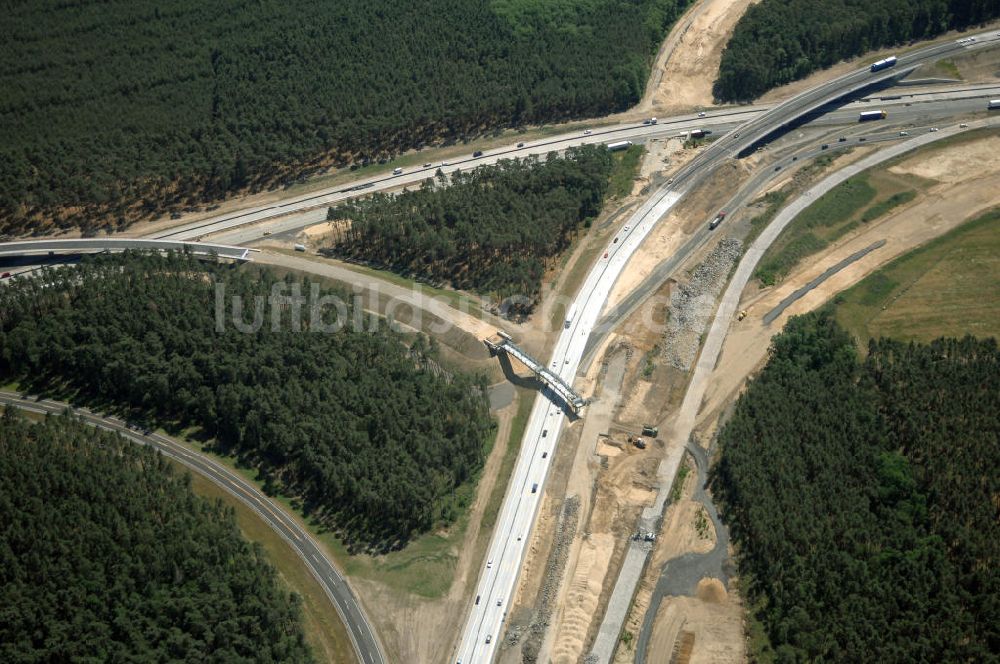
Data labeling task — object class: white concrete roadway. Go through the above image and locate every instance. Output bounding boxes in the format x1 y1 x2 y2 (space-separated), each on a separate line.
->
0 238 252 261
149 109 760 243
455 180 685 661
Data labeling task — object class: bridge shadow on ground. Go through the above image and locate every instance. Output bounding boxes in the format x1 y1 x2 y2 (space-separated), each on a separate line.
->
494 351 580 421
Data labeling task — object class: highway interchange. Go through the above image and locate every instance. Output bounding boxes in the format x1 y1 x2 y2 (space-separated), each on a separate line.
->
2 26 998 664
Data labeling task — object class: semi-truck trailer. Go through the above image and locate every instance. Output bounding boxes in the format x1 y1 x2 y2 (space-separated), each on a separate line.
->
564 303 578 329
606 140 633 151
989 99 1000 110
870 56 897 72
859 110 887 121
709 210 727 230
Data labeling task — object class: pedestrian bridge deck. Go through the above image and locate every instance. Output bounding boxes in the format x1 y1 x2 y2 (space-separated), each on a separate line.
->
485 334 586 413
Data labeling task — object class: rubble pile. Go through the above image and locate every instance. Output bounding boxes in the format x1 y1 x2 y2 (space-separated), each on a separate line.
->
663 239 742 370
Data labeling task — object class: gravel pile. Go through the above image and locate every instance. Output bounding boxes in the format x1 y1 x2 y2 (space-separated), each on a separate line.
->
663 239 742 371
509 496 580 662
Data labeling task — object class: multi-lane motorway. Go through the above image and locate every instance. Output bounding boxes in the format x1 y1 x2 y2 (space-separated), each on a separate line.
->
0 392 386 664
453 29 1000 663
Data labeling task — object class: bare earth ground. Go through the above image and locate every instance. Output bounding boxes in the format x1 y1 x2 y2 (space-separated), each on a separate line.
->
600 133 1000 664
639 0 758 114
531 352 631 663
701 133 1000 423
525 281 692 663
643 580 743 664
611 429 743 664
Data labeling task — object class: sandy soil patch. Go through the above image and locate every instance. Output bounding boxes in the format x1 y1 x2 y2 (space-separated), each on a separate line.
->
617 378 655 425
643 583 743 664
628 484 658 506
596 438 624 458
659 500 716 561
542 425 659 661
640 0 758 113
606 159 750 313
888 135 1000 183
639 137 688 181
550 532 615 663
611 457 729 664
301 220 336 238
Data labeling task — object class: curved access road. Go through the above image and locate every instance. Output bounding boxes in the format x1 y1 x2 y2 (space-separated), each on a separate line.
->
0 391 386 664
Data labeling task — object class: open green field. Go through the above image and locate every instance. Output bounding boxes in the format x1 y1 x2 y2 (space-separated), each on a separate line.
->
832 207 1000 343
608 144 645 200
756 169 923 286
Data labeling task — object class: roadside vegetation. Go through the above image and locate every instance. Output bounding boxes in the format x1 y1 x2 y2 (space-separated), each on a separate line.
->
0 411 315 663
714 312 999 662
608 144 646 200
178 461 357 663
833 206 1000 342
755 171 917 286
0 252 494 551
714 0 1000 101
325 146 613 315
1 0 688 236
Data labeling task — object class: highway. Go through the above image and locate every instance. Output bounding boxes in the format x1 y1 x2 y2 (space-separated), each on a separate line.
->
453 29 1000 664
148 107 764 244
166 85 996 247
0 238 253 261
0 392 386 664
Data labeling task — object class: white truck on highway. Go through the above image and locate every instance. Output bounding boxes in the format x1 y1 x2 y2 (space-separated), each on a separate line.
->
606 140 633 151
859 110 887 122
564 303 578 329
989 99 1000 110
870 56 897 72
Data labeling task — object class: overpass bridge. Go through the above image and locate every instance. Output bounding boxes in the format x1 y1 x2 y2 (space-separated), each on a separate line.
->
485 332 587 413
0 239 254 262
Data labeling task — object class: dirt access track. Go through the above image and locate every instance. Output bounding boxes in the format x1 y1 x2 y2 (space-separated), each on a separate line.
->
638 0 757 114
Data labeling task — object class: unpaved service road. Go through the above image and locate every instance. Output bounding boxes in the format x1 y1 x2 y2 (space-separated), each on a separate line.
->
639 0 757 113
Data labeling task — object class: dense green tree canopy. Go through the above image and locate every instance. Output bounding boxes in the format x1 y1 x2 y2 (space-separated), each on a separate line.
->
0 253 494 550
0 0 687 235
0 411 315 663
713 312 998 662
714 0 1000 101
325 146 612 312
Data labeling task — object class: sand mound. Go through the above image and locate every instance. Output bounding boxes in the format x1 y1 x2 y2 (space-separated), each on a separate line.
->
889 135 1000 184
696 578 727 604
